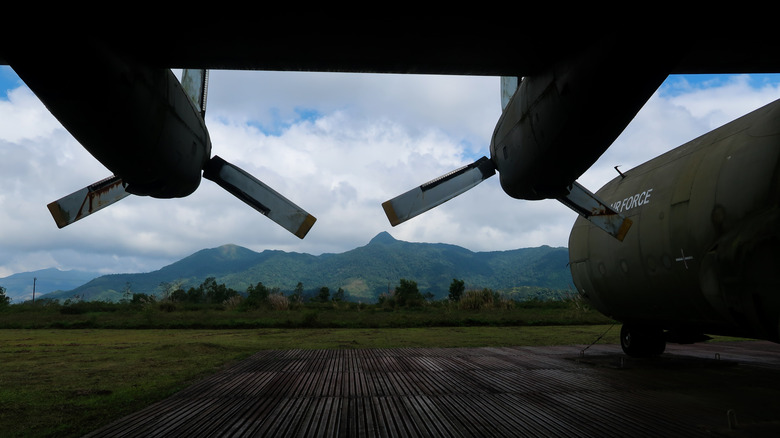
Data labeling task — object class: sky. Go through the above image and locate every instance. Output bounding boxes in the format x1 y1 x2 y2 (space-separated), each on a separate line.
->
1 65 780 279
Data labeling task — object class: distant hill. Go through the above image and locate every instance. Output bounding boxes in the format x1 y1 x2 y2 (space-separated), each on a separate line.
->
40 232 574 303
1 268 101 303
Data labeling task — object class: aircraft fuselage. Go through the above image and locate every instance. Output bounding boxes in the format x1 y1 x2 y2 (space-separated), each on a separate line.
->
569 98 780 345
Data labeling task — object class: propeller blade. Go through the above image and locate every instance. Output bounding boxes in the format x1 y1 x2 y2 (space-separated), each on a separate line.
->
500 76 520 110
47 175 130 228
382 156 496 226
182 72 316 239
203 156 316 239
557 181 632 241
181 69 208 119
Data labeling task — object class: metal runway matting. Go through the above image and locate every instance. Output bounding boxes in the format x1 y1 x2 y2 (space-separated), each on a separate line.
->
84 341 780 437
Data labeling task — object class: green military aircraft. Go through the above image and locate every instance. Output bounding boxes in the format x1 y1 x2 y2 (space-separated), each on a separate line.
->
569 98 780 356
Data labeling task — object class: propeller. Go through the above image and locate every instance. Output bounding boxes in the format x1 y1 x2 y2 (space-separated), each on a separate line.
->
46 68 317 239
381 76 631 241
182 69 317 239
181 69 317 239
382 154 630 241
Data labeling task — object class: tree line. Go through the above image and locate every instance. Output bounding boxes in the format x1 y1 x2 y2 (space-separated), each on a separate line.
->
0 276 566 312
126 277 351 310
105 277 488 310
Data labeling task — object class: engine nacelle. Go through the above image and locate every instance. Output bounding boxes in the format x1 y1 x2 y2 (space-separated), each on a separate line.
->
7 42 210 198
489 39 674 200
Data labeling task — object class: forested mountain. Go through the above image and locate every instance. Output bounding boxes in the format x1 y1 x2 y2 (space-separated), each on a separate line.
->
1 268 101 303
40 232 574 302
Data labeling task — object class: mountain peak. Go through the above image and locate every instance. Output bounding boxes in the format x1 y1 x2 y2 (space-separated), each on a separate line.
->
369 231 397 245
215 244 249 258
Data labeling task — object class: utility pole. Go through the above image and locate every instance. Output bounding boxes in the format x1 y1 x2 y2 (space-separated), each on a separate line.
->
32 277 36 304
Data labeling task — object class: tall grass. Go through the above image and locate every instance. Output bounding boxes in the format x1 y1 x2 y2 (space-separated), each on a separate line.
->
267 292 290 310
0 296 614 330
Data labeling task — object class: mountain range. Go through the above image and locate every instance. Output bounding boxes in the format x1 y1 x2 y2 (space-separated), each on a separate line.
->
16 232 574 303
1 268 101 303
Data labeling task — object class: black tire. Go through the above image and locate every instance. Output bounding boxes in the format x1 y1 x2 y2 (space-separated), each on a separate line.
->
620 324 666 357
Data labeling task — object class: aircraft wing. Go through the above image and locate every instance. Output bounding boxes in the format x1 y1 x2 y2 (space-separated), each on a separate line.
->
2 22 779 77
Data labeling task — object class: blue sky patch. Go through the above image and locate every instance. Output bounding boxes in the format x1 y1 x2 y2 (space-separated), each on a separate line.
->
661 73 780 97
0 66 23 100
247 107 323 136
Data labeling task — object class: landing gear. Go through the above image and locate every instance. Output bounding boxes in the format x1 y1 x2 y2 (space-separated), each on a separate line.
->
620 324 666 357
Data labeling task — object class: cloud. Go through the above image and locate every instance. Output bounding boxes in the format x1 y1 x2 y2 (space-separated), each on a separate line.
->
580 74 780 190
1 66 779 276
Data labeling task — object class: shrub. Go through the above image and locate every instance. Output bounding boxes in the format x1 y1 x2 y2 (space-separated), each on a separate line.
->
448 279 465 302
302 311 319 327
316 286 330 303
158 301 177 312
131 293 155 305
60 305 87 315
395 279 424 307
0 286 9 307
244 282 270 309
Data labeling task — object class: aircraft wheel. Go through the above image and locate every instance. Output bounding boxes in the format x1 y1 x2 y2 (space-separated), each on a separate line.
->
620 324 666 357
